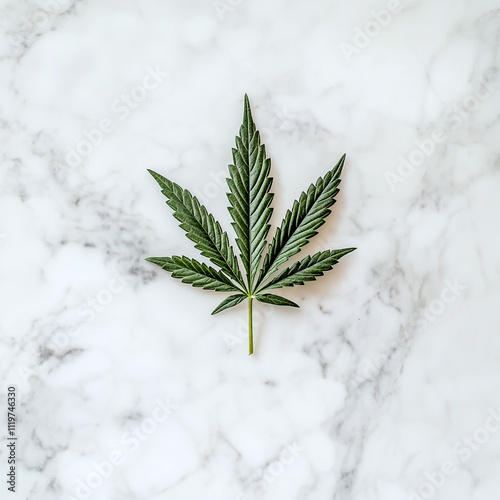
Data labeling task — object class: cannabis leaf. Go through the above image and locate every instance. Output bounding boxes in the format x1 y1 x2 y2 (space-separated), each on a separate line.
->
147 94 355 355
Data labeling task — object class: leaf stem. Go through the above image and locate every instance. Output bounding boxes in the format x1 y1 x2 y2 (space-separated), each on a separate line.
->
248 296 253 355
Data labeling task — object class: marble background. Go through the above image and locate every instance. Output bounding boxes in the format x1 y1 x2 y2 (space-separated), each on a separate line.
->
1 0 500 499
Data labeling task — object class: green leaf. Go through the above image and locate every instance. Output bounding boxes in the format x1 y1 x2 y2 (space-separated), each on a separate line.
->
212 294 247 315
145 95 357 355
260 248 356 290
147 169 244 288
146 256 241 292
226 94 274 291
256 154 345 288
255 293 299 308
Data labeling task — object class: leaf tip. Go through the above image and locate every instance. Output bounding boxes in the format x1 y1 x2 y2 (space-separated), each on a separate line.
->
336 153 347 173
147 169 164 185
243 93 252 119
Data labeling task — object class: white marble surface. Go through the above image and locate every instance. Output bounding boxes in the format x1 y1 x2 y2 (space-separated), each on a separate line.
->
1 0 500 499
